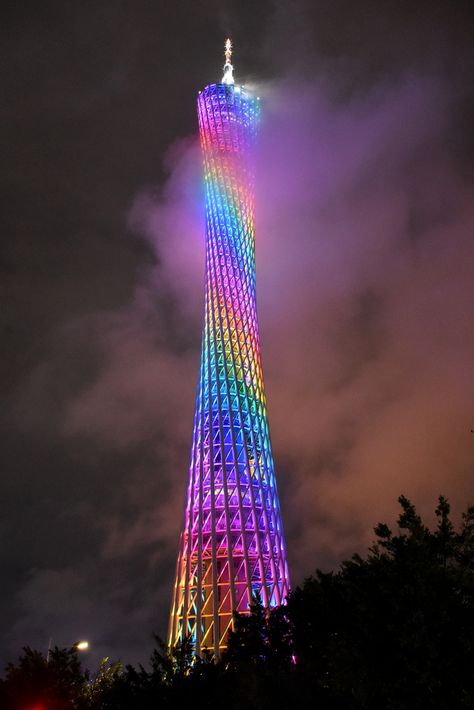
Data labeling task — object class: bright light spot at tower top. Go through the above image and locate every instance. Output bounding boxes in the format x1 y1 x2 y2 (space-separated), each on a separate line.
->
222 37 234 85
225 38 232 62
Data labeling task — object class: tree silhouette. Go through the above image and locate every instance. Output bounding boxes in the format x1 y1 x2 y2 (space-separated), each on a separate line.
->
286 495 474 708
0 646 88 710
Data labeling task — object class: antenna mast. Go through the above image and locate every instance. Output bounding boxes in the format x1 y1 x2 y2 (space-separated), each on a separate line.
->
222 38 234 84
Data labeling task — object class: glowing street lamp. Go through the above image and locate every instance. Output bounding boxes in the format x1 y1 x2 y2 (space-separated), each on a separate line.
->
47 638 90 662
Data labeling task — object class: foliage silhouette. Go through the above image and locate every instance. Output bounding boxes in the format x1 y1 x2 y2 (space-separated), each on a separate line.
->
0 645 88 710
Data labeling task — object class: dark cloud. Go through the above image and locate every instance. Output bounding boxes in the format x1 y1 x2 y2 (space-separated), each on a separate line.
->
1 0 473 670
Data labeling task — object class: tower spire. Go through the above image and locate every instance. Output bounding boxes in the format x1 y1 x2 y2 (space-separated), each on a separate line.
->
222 37 234 84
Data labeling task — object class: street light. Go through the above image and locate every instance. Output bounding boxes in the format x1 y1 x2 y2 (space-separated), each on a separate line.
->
47 638 90 662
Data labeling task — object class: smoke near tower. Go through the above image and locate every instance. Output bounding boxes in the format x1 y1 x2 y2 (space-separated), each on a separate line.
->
168 41 290 656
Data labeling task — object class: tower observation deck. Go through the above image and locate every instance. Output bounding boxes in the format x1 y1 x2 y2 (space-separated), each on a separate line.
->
168 40 290 656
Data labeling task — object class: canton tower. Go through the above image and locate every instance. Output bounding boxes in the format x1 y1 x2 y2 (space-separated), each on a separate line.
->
168 40 290 656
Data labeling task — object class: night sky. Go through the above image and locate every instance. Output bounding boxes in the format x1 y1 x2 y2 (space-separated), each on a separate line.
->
2 0 473 669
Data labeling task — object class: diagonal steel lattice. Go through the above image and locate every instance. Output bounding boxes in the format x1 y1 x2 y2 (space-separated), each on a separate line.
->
168 66 290 657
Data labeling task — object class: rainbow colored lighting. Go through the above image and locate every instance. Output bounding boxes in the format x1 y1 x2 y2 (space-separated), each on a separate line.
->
168 51 290 656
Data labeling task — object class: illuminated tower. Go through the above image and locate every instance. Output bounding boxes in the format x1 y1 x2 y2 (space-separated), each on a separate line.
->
168 40 290 656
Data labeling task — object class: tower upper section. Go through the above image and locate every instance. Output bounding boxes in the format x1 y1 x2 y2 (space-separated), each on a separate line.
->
198 38 259 157
197 84 260 155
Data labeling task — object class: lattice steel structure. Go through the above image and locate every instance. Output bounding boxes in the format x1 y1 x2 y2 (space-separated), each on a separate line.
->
168 41 290 657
